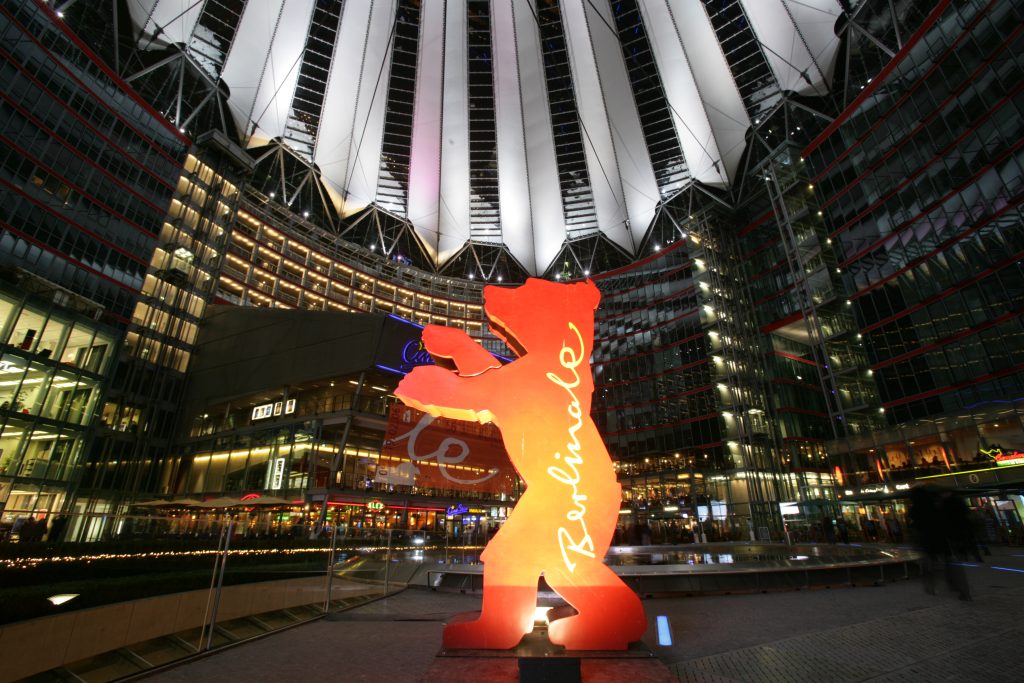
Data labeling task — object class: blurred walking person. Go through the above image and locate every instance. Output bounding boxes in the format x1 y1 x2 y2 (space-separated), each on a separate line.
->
908 486 944 595
940 492 974 600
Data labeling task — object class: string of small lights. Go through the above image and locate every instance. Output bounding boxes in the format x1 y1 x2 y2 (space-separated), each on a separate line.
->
1 544 487 570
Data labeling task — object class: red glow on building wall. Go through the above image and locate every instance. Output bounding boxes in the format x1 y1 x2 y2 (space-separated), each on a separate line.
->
379 405 516 496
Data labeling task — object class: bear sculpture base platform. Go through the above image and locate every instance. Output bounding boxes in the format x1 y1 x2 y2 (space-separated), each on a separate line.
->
427 614 673 683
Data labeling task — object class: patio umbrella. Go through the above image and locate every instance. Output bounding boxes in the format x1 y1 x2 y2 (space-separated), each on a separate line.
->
132 498 204 507
196 496 243 508
237 495 292 506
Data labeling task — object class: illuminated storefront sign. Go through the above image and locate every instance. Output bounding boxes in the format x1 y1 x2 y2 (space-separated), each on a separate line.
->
252 399 296 421
270 457 286 490
981 447 1024 467
396 279 646 651
400 339 434 372
851 483 910 496
366 499 385 512
447 504 469 516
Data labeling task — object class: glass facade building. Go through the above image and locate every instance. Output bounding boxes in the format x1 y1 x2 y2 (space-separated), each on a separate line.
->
0 0 187 321
0 0 1020 544
0 274 119 536
0 0 185 527
802 0 1024 536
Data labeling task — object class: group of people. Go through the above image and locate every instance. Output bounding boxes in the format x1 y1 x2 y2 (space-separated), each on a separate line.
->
2 515 67 543
908 486 988 601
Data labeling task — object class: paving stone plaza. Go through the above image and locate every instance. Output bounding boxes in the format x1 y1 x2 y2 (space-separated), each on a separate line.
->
141 547 1024 682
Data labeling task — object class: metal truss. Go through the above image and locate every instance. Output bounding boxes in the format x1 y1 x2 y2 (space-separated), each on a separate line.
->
56 0 922 286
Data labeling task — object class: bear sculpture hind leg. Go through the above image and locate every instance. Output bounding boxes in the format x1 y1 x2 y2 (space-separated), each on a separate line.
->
443 562 537 650
545 562 646 651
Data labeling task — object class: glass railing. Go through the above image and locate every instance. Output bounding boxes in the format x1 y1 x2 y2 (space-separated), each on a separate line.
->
0 509 486 681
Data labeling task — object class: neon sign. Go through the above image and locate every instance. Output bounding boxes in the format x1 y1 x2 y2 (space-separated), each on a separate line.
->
366 499 385 512
981 447 1024 467
400 339 434 373
447 504 470 516
396 278 645 651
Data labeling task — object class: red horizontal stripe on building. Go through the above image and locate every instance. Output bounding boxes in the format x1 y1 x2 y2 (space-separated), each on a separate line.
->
0 220 138 320
832 89 1024 249
603 411 720 438
817 22 1021 209
761 311 804 334
3 3 188 156
861 248 1024 334
0 176 151 266
0 135 161 244
871 307 1024 371
882 362 1024 408
0 89 171 214
772 351 818 367
738 210 775 238
850 191 1024 302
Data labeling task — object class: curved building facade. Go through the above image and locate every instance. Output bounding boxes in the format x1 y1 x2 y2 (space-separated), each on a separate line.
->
1 0 1022 545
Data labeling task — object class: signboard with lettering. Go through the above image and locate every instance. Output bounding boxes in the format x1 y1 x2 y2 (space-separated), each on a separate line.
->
982 447 1024 467
269 457 286 490
374 316 437 376
394 279 645 651
252 399 297 421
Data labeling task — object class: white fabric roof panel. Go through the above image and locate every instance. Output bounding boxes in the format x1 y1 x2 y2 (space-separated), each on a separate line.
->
122 0 844 275
436 0 472 264
741 0 842 96
640 0 729 187
315 0 395 216
668 0 751 184
560 0 634 255
406 0 446 260
339 0 395 215
491 0 536 274
220 0 313 148
514 0 567 278
584 0 660 249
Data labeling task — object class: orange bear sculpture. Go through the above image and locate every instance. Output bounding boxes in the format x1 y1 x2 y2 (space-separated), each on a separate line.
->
395 278 646 651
